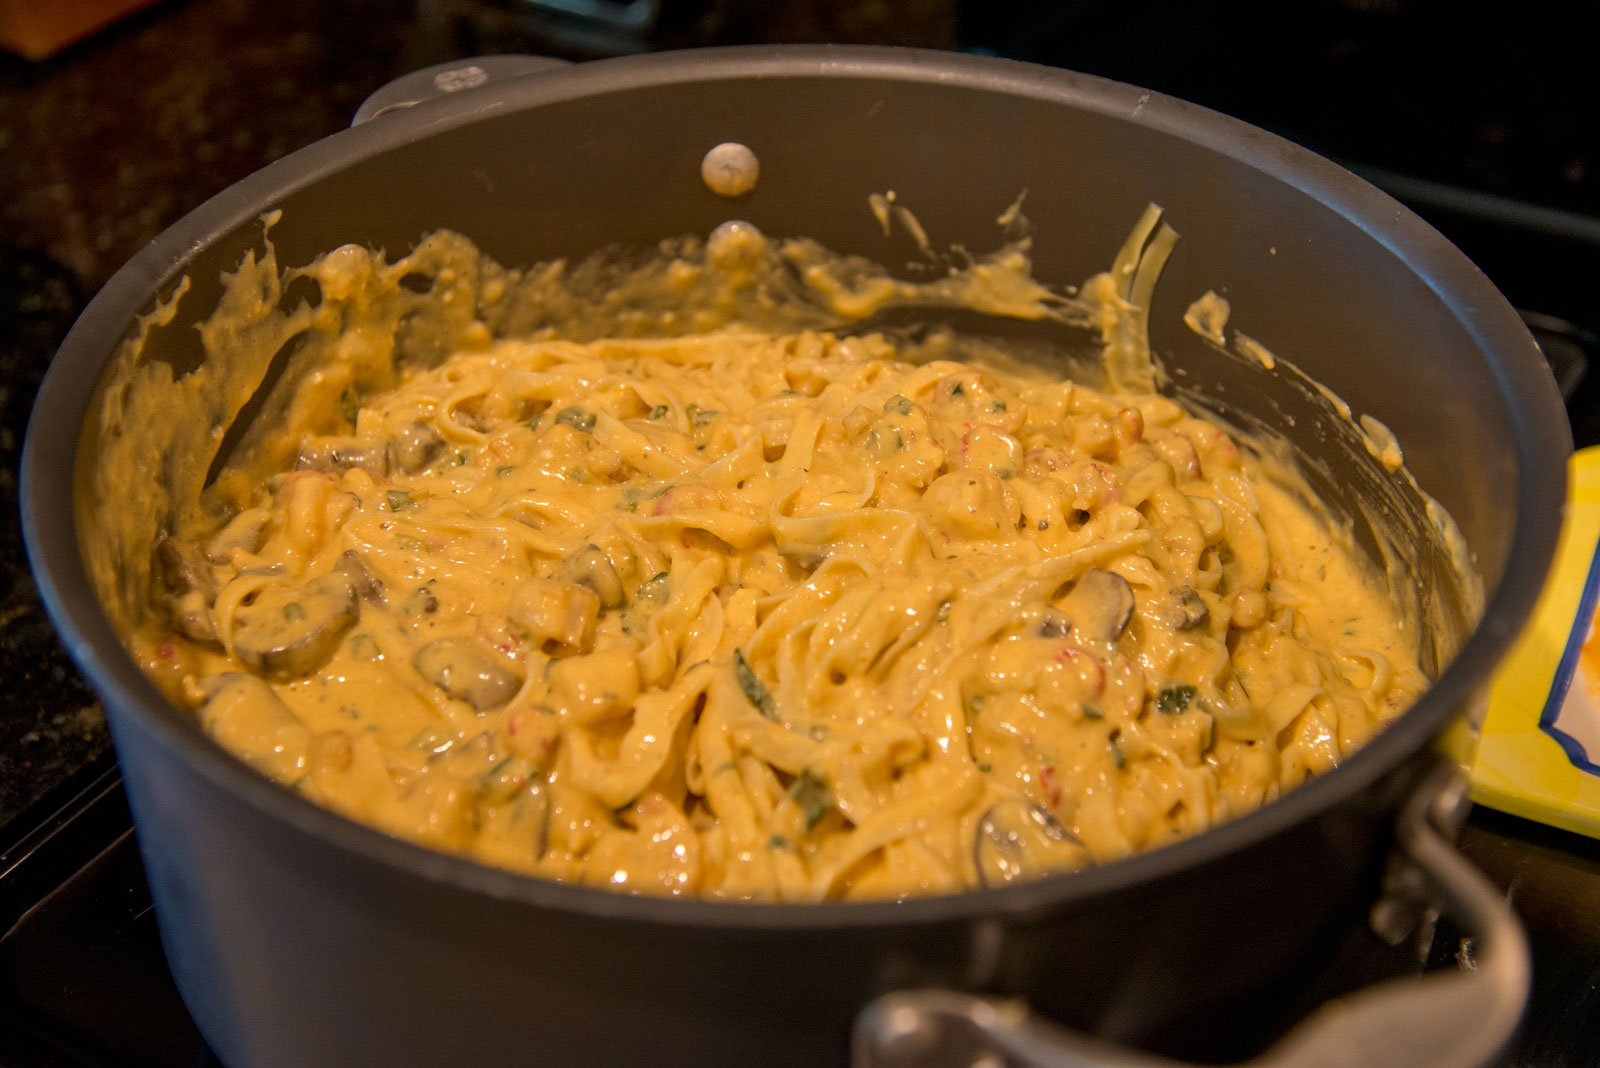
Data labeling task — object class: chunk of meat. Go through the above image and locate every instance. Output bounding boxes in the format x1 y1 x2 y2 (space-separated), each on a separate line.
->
920 471 1020 541
508 578 601 651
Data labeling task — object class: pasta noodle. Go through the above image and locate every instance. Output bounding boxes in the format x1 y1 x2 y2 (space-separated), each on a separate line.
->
134 234 1427 902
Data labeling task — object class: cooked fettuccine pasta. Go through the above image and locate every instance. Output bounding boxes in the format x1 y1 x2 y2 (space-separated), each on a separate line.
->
137 312 1424 900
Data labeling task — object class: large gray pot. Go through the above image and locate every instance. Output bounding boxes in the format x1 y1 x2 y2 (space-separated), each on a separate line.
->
21 46 1569 1068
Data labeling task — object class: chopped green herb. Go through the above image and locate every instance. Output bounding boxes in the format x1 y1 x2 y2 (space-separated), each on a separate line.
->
1156 683 1197 716
282 602 306 623
386 490 414 511
496 465 516 478
453 450 469 466
1082 705 1103 721
619 484 669 513
996 467 1015 480
865 429 879 450
977 762 993 773
555 406 596 433
637 572 670 603
768 834 793 851
963 692 987 723
1109 738 1126 769
884 394 914 415
338 387 359 426
990 399 1007 411
951 383 966 397
648 404 669 420
478 758 531 803
524 414 543 431
807 724 828 741
688 404 718 428
402 585 438 616
733 649 777 721
396 533 428 552
789 769 834 831
350 633 382 661
891 430 905 452
935 599 952 625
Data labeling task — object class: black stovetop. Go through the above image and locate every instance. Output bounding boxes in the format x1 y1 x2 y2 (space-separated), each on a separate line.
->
3 2 1599 1066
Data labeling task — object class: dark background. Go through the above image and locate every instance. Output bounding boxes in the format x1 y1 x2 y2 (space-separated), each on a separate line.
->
2 2 1598 1065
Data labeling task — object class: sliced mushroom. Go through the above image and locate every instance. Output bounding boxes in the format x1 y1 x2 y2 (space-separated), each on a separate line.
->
1059 569 1135 643
389 421 446 473
974 799 1093 888
413 638 522 712
1034 605 1073 639
157 535 215 598
156 536 220 646
170 591 220 646
334 550 384 604
232 570 358 679
1163 586 1209 631
508 578 600 651
296 437 390 477
777 544 827 573
555 545 625 608
204 508 272 564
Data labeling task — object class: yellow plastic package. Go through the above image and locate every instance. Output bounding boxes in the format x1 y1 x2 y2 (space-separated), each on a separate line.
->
1471 445 1600 837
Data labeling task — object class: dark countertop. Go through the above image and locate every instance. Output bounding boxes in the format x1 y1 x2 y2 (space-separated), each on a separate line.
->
3 2 1599 1066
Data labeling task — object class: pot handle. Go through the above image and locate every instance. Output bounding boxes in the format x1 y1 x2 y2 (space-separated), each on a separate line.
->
351 55 573 126
853 766 1530 1068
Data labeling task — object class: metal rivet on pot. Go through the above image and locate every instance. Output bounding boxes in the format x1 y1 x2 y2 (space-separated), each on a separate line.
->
432 65 488 94
701 142 759 197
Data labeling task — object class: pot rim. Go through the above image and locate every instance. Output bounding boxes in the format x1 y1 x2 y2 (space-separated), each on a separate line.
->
20 43 1571 931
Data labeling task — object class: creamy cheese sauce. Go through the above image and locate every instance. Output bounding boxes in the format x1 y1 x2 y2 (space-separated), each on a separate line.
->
114 211 1430 900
